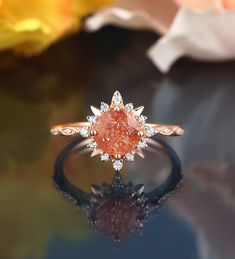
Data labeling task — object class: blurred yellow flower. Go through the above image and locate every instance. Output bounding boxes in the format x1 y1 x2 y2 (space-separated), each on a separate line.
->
0 0 111 55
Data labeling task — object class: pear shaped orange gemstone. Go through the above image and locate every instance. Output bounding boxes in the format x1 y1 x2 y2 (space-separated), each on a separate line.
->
93 109 142 155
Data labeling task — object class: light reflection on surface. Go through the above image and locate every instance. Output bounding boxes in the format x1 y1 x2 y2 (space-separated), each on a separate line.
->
54 136 182 242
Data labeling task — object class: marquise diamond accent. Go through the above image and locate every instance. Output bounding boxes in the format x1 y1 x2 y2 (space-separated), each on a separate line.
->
61 128 76 136
161 128 173 135
112 91 123 105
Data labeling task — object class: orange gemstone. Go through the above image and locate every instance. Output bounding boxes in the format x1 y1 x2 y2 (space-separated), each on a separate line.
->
93 109 141 155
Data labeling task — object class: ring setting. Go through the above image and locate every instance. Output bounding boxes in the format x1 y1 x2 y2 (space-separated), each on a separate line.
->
51 91 184 171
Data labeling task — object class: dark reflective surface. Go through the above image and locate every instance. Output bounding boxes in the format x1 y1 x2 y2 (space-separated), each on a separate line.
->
53 136 182 242
0 27 235 259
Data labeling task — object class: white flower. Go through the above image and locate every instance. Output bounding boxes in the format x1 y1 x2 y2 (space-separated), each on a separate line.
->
85 0 235 73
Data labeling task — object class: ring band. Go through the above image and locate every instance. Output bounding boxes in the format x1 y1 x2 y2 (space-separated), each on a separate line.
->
51 122 184 137
51 91 184 171
53 136 182 240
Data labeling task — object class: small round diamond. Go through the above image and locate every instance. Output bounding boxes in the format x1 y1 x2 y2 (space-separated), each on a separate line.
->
101 153 109 161
87 141 97 149
125 103 134 112
87 115 96 124
113 160 123 171
100 102 109 112
145 127 155 137
138 140 148 149
79 127 89 137
125 153 134 162
138 115 147 124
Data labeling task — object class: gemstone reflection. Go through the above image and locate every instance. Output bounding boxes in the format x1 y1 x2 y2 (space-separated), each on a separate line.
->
95 198 141 240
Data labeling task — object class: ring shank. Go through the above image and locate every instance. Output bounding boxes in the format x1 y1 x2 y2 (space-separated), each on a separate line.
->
51 122 90 136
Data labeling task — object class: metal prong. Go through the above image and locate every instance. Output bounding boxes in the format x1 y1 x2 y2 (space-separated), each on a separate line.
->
134 184 144 196
134 106 144 116
136 149 145 159
113 106 121 111
115 154 122 159
90 106 101 116
91 185 103 196
139 222 144 228
90 149 101 157
90 129 97 136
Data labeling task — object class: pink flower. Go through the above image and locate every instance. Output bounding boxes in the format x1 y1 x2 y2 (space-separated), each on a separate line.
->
176 0 235 10
85 0 235 73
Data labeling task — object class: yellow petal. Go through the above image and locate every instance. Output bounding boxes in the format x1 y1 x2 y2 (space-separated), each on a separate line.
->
0 0 112 55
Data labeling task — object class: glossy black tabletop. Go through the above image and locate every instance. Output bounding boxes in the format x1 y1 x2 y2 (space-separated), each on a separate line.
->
0 27 234 259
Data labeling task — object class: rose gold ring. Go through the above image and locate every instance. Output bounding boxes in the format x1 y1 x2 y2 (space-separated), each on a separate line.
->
51 91 184 171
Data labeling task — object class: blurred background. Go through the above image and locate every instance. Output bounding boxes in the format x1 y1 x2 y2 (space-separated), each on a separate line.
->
0 1 235 259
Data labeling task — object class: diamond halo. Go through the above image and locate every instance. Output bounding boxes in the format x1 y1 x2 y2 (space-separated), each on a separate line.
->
85 91 151 170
